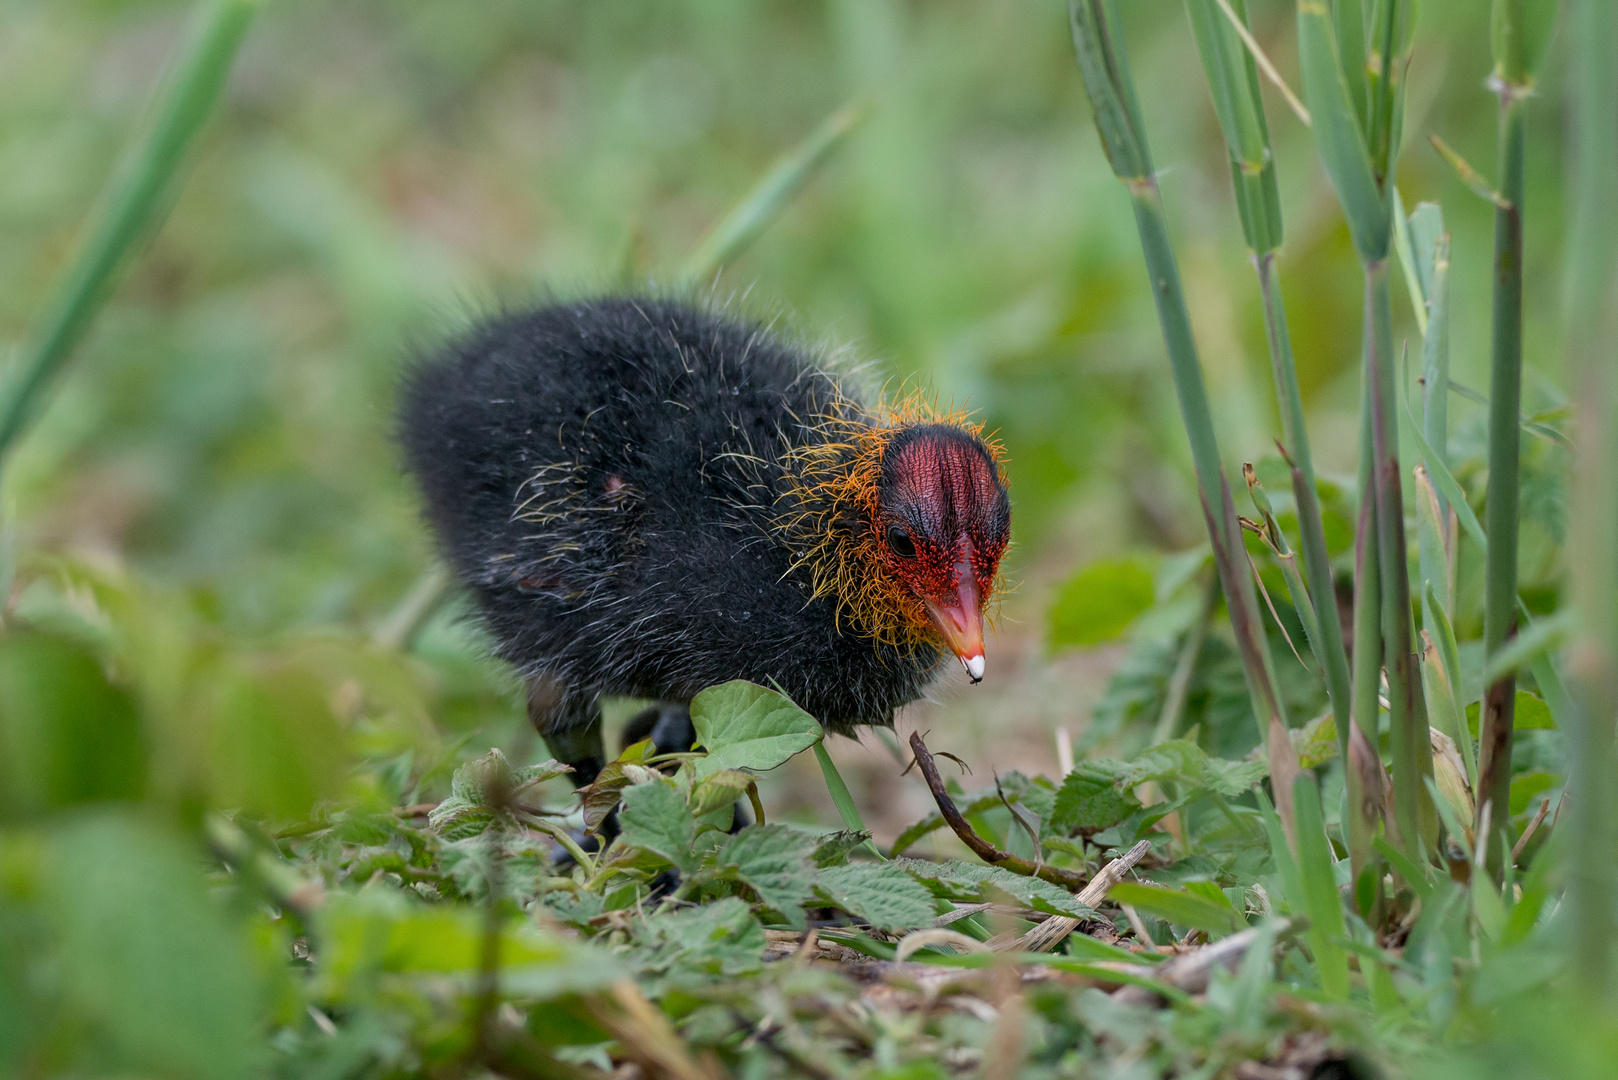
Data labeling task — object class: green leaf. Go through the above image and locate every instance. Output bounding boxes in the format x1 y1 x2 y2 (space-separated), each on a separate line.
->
0 630 145 819
689 680 822 778
618 778 700 873
634 897 765 984
1509 771 1559 817
577 737 657 832
688 768 756 819
1466 690 1555 736
895 858 1097 918
429 748 571 840
208 659 348 821
1115 738 1267 797
318 888 618 998
713 825 818 929
1292 773 1349 999
812 829 874 868
45 812 257 1080
815 863 938 932
1109 880 1245 936
1050 763 1138 834
1047 557 1156 649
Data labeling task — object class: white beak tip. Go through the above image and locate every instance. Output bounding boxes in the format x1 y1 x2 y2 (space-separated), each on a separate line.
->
963 654 985 682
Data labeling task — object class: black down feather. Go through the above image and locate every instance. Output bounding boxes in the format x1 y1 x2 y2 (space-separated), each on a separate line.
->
398 297 945 756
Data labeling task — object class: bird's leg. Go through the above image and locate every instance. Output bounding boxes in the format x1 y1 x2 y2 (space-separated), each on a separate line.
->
620 702 696 756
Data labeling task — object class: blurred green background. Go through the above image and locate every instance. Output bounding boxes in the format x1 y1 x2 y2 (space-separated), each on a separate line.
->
0 0 1570 803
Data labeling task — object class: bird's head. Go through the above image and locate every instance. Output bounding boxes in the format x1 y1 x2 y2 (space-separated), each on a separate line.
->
778 393 1011 682
872 425 1009 682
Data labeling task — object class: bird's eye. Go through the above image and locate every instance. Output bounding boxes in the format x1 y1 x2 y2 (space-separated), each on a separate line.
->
886 525 917 559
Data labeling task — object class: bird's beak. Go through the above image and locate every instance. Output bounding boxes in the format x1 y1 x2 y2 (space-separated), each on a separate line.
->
923 555 986 683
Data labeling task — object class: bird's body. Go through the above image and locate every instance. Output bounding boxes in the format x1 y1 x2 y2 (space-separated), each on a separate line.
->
399 297 1008 781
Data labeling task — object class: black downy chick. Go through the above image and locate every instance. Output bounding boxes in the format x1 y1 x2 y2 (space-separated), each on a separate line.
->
399 297 1010 785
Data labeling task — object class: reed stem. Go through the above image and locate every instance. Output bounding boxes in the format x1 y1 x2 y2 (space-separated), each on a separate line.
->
1348 389 1385 877
1366 261 1433 857
1069 0 1300 831
1478 2 1529 873
1564 0 1618 993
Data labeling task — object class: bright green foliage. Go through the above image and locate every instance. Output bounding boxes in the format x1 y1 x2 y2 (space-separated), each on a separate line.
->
1109 880 1245 936
1047 556 1155 648
0 630 145 817
689 680 823 777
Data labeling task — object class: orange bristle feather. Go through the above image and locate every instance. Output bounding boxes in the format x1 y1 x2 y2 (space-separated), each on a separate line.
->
774 387 1008 650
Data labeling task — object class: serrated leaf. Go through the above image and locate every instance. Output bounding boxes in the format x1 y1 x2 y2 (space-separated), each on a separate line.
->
1109 880 1245 936
811 830 873 868
634 897 765 985
1114 738 1267 797
617 778 699 873
335 812 403 847
1051 763 1138 835
889 771 1045 856
45 812 257 1080
689 769 755 818
713 825 817 929
814 862 938 931
895 858 1096 919
689 680 822 778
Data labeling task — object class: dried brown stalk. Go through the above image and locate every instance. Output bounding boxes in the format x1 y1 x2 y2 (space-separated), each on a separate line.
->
907 731 1088 890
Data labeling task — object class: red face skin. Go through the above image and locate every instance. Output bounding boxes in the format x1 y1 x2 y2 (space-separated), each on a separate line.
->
874 426 1010 681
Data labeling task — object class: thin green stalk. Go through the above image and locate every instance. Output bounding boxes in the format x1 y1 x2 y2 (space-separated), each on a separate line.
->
1188 0 1351 769
1069 0 1299 832
1367 262 1434 857
1347 390 1386 881
679 99 869 284
1478 0 1529 874
1565 0 1618 994
1255 257 1351 744
0 0 258 468
814 740 883 860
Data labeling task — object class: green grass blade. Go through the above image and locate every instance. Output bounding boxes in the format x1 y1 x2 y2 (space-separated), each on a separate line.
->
1484 610 1574 686
0 0 259 466
1187 0 1281 253
679 98 870 284
1068 0 1152 181
1256 787 1304 914
1400 384 1487 551
1391 187 1428 337
1293 773 1349 999
1295 0 1388 261
813 740 884 860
